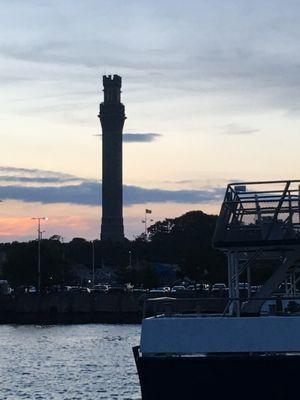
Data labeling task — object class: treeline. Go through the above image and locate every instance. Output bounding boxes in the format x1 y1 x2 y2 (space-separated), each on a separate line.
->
0 211 228 288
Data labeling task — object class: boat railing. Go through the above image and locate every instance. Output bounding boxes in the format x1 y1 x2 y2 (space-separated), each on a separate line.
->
143 295 300 318
213 180 300 248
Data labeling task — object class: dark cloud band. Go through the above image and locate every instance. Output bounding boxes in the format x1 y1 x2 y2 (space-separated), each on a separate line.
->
0 166 223 206
0 181 223 206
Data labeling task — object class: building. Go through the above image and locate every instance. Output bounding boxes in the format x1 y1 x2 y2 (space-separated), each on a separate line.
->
98 75 126 241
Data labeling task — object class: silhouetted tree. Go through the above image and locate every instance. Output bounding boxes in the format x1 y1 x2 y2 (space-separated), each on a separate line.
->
0 210 230 287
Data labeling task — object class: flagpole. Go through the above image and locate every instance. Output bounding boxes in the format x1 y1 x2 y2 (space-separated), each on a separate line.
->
144 209 153 239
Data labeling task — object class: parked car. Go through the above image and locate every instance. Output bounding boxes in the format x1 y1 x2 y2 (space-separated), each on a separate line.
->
277 283 295 294
107 285 126 293
65 286 83 293
93 284 109 292
238 282 248 290
195 283 210 291
251 285 260 294
212 283 227 292
186 285 196 291
0 280 12 295
150 287 170 293
133 288 148 294
171 285 186 293
27 286 37 293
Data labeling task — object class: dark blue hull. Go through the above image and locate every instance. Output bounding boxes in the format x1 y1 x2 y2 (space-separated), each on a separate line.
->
133 347 300 400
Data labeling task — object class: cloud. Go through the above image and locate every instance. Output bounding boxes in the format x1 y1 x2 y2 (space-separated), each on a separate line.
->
0 176 81 184
0 166 224 206
0 166 83 184
124 185 224 205
221 124 259 135
95 133 162 143
3 2 300 118
0 182 99 206
0 181 224 206
123 133 161 143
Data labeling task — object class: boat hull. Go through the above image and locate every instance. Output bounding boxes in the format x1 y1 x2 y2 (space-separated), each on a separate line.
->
133 347 300 400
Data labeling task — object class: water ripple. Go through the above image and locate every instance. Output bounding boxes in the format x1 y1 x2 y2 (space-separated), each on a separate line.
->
0 324 141 399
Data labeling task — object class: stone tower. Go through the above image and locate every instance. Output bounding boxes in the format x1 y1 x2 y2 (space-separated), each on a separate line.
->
99 75 125 241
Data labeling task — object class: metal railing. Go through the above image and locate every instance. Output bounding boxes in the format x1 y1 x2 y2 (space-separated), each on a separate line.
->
213 180 300 248
142 295 300 318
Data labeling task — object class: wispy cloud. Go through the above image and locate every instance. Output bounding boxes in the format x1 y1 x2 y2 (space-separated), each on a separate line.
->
0 176 81 184
221 124 259 135
0 166 83 184
93 133 162 143
123 133 161 143
0 166 224 206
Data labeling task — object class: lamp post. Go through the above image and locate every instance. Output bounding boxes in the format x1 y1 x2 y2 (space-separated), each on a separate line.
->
91 240 95 288
129 250 132 268
32 217 47 293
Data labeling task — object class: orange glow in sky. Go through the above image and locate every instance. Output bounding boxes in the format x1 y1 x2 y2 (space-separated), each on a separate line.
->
0 200 221 242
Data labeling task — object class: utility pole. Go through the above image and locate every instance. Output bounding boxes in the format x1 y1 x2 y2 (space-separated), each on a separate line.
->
91 240 95 288
129 250 132 268
32 217 47 293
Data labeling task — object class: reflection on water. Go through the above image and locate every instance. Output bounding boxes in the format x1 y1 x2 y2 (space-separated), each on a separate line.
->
0 324 141 399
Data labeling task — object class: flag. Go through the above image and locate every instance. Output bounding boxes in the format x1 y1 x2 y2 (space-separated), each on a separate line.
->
145 209 152 214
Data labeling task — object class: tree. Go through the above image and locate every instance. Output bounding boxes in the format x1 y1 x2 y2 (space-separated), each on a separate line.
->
134 211 227 282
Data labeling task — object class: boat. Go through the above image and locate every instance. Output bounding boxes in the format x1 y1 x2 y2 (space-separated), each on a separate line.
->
133 180 300 399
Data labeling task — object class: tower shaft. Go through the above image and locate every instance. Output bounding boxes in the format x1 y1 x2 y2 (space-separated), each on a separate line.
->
99 75 125 241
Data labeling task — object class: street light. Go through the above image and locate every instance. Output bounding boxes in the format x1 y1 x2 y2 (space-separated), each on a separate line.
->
128 250 132 268
91 240 95 288
31 217 48 293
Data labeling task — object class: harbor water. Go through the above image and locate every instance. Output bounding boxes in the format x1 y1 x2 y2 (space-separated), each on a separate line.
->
0 324 141 399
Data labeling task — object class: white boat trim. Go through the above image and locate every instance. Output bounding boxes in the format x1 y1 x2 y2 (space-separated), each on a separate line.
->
141 315 300 354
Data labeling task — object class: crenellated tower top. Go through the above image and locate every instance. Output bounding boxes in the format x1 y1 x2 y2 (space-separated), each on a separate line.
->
103 74 122 104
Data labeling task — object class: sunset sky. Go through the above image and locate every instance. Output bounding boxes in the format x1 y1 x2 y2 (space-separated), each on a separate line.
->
1 0 300 241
